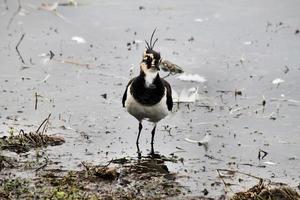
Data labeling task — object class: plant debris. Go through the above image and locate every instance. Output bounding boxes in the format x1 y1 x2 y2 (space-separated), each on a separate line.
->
0 155 16 171
0 156 190 199
0 115 64 153
15 33 26 65
216 169 300 200
231 182 300 200
160 59 184 76
81 161 119 181
258 149 268 160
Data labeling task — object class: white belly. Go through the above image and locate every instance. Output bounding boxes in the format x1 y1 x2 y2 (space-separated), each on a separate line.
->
125 86 169 122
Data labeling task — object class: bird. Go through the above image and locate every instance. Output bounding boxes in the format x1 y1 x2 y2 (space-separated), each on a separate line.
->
122 29 173 157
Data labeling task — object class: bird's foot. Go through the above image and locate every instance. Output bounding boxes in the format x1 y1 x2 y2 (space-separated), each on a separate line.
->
137 150 142 159
149 151 161 159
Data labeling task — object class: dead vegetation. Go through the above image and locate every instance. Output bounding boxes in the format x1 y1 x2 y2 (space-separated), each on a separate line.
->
231 182 300 200
0 115 187 199
0 156 190 199
0 155 16 171
0 114 65 153
216 169 300 200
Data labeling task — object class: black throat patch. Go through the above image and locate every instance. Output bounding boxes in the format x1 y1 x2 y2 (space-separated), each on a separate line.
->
130 72 165 106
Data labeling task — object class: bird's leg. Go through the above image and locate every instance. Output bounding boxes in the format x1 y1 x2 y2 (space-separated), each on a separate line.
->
136 121 142 159
136 122 142 145
150 124 157 155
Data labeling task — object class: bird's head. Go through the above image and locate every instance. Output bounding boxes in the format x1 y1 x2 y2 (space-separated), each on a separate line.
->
140 29 162 74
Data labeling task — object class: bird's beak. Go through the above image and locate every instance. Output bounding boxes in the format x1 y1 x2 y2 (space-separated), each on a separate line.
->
155 65 160 71
151 63 160 71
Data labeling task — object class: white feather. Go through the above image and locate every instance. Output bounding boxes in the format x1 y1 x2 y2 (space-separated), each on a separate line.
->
144 71 158 88
125 85 169 122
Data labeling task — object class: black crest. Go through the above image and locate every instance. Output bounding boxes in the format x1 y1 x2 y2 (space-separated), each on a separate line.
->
145 28 158 50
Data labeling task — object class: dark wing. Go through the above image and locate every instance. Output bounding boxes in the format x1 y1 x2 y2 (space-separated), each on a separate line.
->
122 77 135 107
162 79 173 111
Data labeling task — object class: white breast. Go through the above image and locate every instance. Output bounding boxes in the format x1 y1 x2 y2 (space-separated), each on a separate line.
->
125 85 169 122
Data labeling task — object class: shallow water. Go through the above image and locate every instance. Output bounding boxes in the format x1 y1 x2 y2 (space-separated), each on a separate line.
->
1 0 300 198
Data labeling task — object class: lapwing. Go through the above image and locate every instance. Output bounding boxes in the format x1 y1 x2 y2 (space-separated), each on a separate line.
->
122 29 173 157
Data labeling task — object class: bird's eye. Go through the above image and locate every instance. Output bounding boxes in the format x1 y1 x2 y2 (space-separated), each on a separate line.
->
145 56 152 68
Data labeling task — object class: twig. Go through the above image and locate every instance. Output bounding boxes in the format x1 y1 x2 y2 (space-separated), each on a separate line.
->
204 154 223 161
35 158 49 172
16 33 26 64
4 0 8 10
217 169 263 181
240 163 255 167
283 65 289 74
7 0 21 29
216 169 265 195
81 161 90 171
103 159 113 167
81 159 113 174
49 50 55 60
23 133 37 145
36 118 47 133
59 59 90 68
35 162 48 172
35 92 38 110
54 11 71 23
216 169 234 193
81 161 95 177
258 149 268 160
36 114 51 134
41 114 51 135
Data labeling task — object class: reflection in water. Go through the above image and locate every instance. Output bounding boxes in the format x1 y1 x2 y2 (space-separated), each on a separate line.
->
117 154 181 198
123 156 170 176
136 140 161 159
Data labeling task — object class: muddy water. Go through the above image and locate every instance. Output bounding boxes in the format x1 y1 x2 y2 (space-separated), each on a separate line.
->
1 0 300 198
